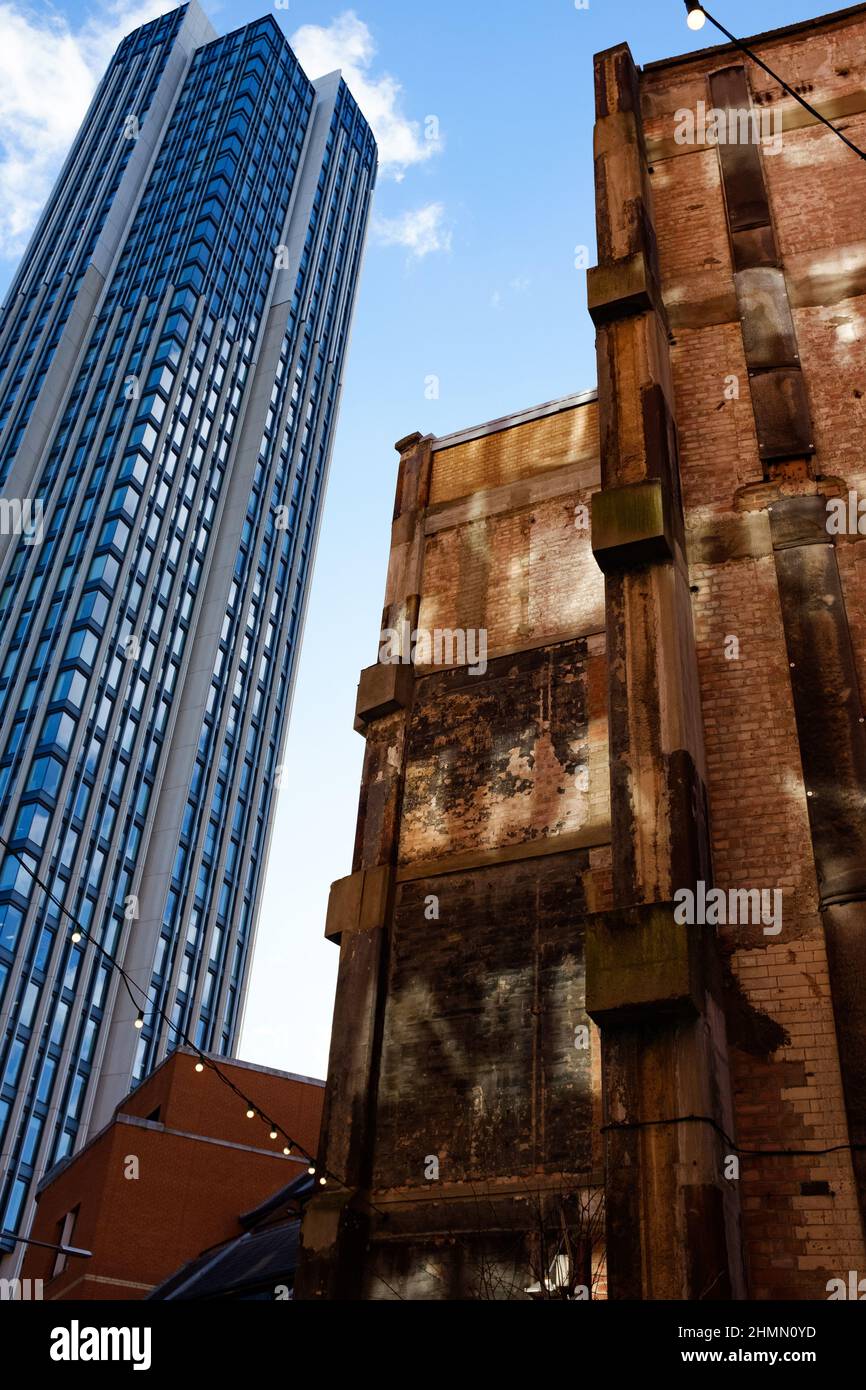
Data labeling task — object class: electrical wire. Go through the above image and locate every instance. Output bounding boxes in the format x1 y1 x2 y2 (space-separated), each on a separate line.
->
0 831 331 1186
603 1113 866 1158
2 824 862 1229
698 5 866 164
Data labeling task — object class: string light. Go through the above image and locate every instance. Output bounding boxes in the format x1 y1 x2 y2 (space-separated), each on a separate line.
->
2 831 859 1237
685 0 706 29
0 831 338 1191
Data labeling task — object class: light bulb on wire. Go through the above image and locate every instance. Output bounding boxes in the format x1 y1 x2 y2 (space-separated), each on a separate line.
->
685 1 707 29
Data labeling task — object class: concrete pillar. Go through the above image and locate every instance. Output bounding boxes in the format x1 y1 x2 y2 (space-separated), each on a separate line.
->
295 433 433 1299
585 45 745 1300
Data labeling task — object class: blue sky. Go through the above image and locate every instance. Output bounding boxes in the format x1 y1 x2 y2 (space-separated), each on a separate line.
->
0 0 825 1078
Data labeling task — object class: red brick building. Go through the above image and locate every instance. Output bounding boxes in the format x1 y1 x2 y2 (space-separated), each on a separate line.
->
22 1048 323 1299
297 4 866 1300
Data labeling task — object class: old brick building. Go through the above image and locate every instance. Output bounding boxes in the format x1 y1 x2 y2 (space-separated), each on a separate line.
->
297 3 866 1300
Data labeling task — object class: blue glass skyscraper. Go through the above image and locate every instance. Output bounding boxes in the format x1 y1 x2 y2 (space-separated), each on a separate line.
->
0 1 375 1259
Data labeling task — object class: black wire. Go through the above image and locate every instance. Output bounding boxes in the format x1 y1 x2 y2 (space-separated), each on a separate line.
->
0 831 331 1181
603 1113 866 1158
4 834 862 1198
701 6 866 163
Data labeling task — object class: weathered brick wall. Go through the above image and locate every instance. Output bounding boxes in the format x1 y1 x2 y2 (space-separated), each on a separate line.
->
397 641 606 868
357 399 609 1298
421 496 604 660
375 850 595 1189
429 404 598 505
641 7 866 1297
306 12 866 1304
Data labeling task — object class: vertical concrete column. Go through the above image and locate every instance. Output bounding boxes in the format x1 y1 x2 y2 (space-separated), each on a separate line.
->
295 432 433 1299
586 45 745 1300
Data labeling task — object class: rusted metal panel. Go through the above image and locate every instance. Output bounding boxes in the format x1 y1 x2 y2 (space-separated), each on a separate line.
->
399 640 593 868
709 66 814 469
749 367 814 459
771 501 866 902
707 64 753 116
731 224 779 272
715 136 769 231
709 66 771 232
770 501 866 1231
735 267 800 368
823 902 866 1224
376 850 595 1186
767 493 828 550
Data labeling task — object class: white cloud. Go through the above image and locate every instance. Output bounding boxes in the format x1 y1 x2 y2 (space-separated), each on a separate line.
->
290 10 442 180
0 0 173 258
0 4 448 262
490 278 532 310
372 202 451 260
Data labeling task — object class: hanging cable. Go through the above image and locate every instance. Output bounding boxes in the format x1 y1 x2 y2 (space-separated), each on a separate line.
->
0 831 330 1186
684 3 866 163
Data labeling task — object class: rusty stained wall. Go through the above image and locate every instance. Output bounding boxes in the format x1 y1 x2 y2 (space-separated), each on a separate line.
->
376 849 596 1187
360 399 610 1298
640 6 866 1297
428 404 599 506
398 641 608 867
421 407 603 659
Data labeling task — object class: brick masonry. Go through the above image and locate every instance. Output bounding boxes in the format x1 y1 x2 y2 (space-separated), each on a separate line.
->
299 4 866 1301
642 3 866 1297
296 396 610 1301
21 1047 323 1299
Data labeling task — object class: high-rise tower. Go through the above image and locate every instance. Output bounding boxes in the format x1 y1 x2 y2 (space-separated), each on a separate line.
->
0 1 375 1259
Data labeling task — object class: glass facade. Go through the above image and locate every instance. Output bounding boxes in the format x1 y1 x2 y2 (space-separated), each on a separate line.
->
0 2 375 1253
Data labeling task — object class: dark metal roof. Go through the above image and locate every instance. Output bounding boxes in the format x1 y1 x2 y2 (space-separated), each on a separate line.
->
148 1170 316 1300
149 1220 300 1301
239 1169 315 1229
